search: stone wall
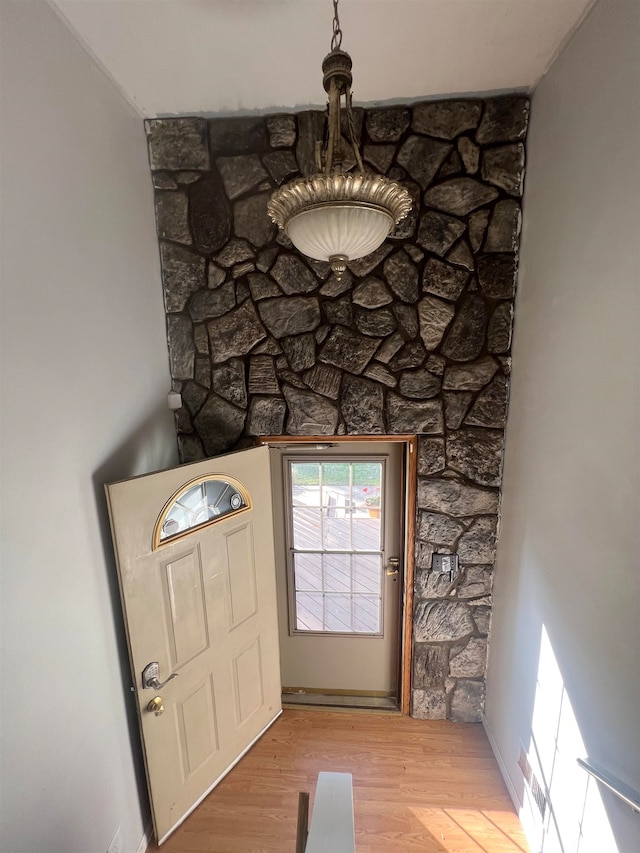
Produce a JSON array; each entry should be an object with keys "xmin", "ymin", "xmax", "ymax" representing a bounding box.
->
[{"xmin": 145, "ymin": 95, "xmax": 528, "ymax": 721}]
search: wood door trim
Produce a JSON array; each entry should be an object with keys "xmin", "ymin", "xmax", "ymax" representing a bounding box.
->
[{"xmin": 258, "ymin": 435, "xmax": 416, "ymax": 715}]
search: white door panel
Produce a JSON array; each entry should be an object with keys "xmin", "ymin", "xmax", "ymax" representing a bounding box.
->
[{"xmin": 106, "ymin": 447, "xmax": 281, "ymax": 843}]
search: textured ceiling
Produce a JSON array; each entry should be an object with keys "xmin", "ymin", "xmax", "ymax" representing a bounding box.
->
[{"xmin": 51, "ymin": 0, "xmax": 594, "ymax": 117}]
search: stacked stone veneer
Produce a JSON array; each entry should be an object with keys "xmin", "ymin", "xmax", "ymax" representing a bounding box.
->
[{"xmin": 146, "ymin": 96, "xmax": 528, "ymax": 722}]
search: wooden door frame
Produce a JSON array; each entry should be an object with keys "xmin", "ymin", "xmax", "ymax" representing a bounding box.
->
[{"xmin": 258, "ymin": 435, "xmax": 416, "ymax": 715}]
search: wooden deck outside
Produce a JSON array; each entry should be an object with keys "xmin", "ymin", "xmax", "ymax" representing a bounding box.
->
[{"xmin": 149, "ymin": 709, "xmax": 530, "ymax": 853}]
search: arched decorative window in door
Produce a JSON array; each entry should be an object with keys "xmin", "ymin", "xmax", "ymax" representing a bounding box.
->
[{"xmin": 152, "ymin": 474, "xmax": 250, "ymax": 549}]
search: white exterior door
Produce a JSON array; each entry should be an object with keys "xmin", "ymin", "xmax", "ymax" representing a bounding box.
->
[{"xmin": 106, "ymin": 447, "xmax": 281, "ymax": 844}]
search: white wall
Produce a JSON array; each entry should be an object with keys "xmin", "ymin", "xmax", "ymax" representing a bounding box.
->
[
  {"xmin": 485, "ymin": 1, "xmax": 640, "ymax": 851},
  {"xmin": 0, "ymin": 3, "xmax": 178, "ymax": 852}
]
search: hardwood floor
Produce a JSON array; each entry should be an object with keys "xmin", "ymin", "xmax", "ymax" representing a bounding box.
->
[{"xmin": 149, "ymin": 709, "xmax": 530, "ymax": 853}]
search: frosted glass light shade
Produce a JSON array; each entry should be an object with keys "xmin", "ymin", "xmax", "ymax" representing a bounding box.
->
[
  {"xmin": 268, "ymin": 172, "xmax": 412, "ymax": 276},
  {"xmin": 286, "ymin": 204, "xmax": 394, "ymax": 263}
]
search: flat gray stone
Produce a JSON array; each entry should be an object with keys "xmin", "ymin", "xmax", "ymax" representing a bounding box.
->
[
  {"xmin": 457, "ymin": 137, "xmax": 480, "ymax": 174},
  {"xmin": 482, "ymin": 143, "xmax": 526, "ymax": 195},
  {"xmin": 263, "ymin": 150, "xmax": 298, "ymax": 185},
  {"xmin": 488, "ymin": 302, "xmax": 513, "ymax": 353},
  {"xmin": 387, "ymin": 395, "xmax": 443, "ymax": 434},
  {"xmin": 208, "ymin": 264, "xmax": 226, "ymax": 289},
  {"xmin": 450, "ymin": 680, "xmax": 484, "ymax": 723},
  {"xmin": 248, "ymin": 273, "xmax": 281, "ymax": 301},
  {"xmin": 441, "ymin": 294, "xmax": 488, "ymax": 362},
  {"xmin": 447, "ymin": 428, "xmax": 504, "ymax": 487},
  {"xmin": 444, "ymin": 392, "xmax": 474, "ymax": 429},
  {"xmin": 414, "ymin": 567, "xmax": 453, "ymax": 596},
  {"xmin": 348, "ymin": 244, "xmax": 393, "ymax": 277},
  {"xmin": 246, "ymin": 397, "xmax": 286, "ymax": 435},
  {"xmin": 146, "ymin": 118, "xmax": 209, "ymax": 170},
  {"xmin": 194, "ymin": 394, "xmax": 246, "ymax": 456},
  {"xmin": 447, "ymin": 240, "xmax": 474, "ymax": 271},
  {"xmin": 411, "ymin": 688, "xmax": 447, "ymax": 720},
  {"xmin": 412, "ymin": 645, "xmax": 449, "ymax": 689},
  {"xmin": 194, "ymin": 324, "xmax": 209, "ymax": 355},
  {"xmin": 418, "ymin": 512, "xmax": 465, "ymax": 548},
  {"xmin": 426, "ymin": 353, "xmax": 446, "ymax": 376},
  {"xmin": 322, "ymin": 296, "xmax": 353, "ymax": 327},
  {"xmin": 281, "ymin": 333, "xmax": 316, "ymax": 372},
  {"xmin": 465, "ymin": 375, "xmax": 509, "ymax": 428},
  {"xmin": 375, "ymin": 332, "xmax": 404, "ymax": 365},
  {"xmin": 363, "ymin": 363, "xmax": 397, "ymax": 388},
  {"xmin": 319, "ymin": 327, "xmax": 380, "ymax": 374},
  {"xmin": 176, "ymin": 171, "xmax": 202, "ymax": 185},
  {"xmin": 258, "ymin": 296, "xmax": 320, "ymax": 337},
  {"xmin": 394, "ymin": 304, "xmax": 419, "ymax": 340},
  {"xmin": 189, "ymin": 282, "xmax": 236, "ymax": 322},
  {"xmin": 443, "ymin": 357, "xmax": 499, "ymax": 391},
  {"xmin": 414, "ymin": 600, "xmax": 475, "ymax": 642},
  {"xmin": 397, "ymin": 135, "xmax": 451, "ymax": 189},
  {"xmin": 209, "ymin": 116, "xmax": 266, "ymax": 154},
  {"xmin": 254, "ymin": 337, "xmax": 282, "ymax": 356},
  {"xmin": 355, "ymin": 307, "xmax": 396, "ymax": 337},
  {"xmin": 234, "ymin": 193, "xmax": 277, "ymax": 247},
  {"xmin": 476, "ymin": 96, "xmax": 529, "ymax": 144},
  {"xmin": 472, "ymin": 607, "xmax": 491, "ymax": 635},
  {"xmin": 366, "ymin": 107, "xmax": 411, "ymax": 142},
  {"xmin": 450, "ymin": 638, "xmax": 487, "ymax": 679},
  {"xmin": 181, "ymin": 380, "xmax": 208, "ymax": 416},
  {"xmin": 178, "ymin": 434, "xmax": 205, "ymax": 464},
  {"xmin": 248, "ymin": 355, "xmax": 279, "ymax": 395},
  {"xmin": 256, "ymin": 247, "xmax": 278, "ymax": 274},
  {"xmin": 417, "ymin": 437, "xmax": 446, "ymax": 476},
  {"xmin": 320, "ymin": 270, "xmax": 353, "ymax": 297},
  {"xmin": 217, "ymin": 154, "xmax": 268, "ymax": 200},
  {"xmin": 418, "ymin": 295, "xmax": 455, "ymax": 350},
  {"xmin": 190, "ymin": 173, "xmax": 233, "ymax": 253},
  {"xmin": 458, "ymin": 567, "xmax": 493, "ymax": 599},
  {"xmin": 215, "ymin": 238, "xmax": 254, "ymax": 268},
  {"xmin": 417, "ymin": 478, "xmax": 499, "ymax": 516},
  {"xmin": 153, "ymin": 173, "xmax": 177, "ymax": 190},
  {"xmin": 388, "ymin": 342, "xmax": 428, "ymax": 371},
  {"xmin": 210, "ymin": 359, "xmax": 247, "ymax": 408},
  {"xmin": 352, "ymin": 278, "xmax": 393, "ymax": 308},
  {"xmin": 384, "ymin": 251, "xmax": 419, "ymax": 303},
  {"xmin": 266, "ymin": 114, "xmax": 296, "ymax": 148},
  {"xmin": 271, "ymin": 254, "xmax": 318, "ymax": 295},
  {"xmin": 469, "ymin": 209, "xmax": 490, "ymax": 252},
  {"xmin": 303, "ymin": 364, "xmax": 342, "ymax": 399},
  {"xmin": 458, "ymin": 516, "xmax": 498, "ymax": 564},
  {"xmin": 422, "ymin": 258, "xmax": 468, "ymax": 301},
  {"xmin": 283, "ymin": 386, "xmax": 338, "ymax": 435},
  {"xmin": 342, "ymin": 376, "xmax": 385, "ymax": 433},
  {"xmin": 167, "ymin": 314, "xmax": 195, "ymax": 380},
  {"xmin": 363, "ymin": 144, "xmax": 397, "ymax": 174},
  {"xmin": 485, "ymin": 200, "xmax": 521, "ymax": 252},
  {"xmin": 424, "ymin": 178, "xmax": 499, "ymax": 216},
  {"xmin": 160, "ymin": 243, "xmax": 206, "ymax": 312},
  {"xmin": 207, "ymin": 300, "xmax": 267, "ymax": 363},
  {"xmin": 417, "ymin": 211, "xmax": 465, "ymax": 257},
  {"xmin": 399, "ymin": 369, "xmax": 441, "ymax": 399},
  {"xmin": 438, "ymin": 148, "xmax": 463, "ymax": 179},
  {"xmin": 412, "ymin": 100, "xmax": 482, "ymax": 140},
  {"xmin": 155, "ymin": 191, "xmax": 191, "ymax": 244}
]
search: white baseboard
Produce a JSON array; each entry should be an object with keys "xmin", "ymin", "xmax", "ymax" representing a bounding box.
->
[
  {"xmin": 481, "ymin": 712, "xmax": 522, "ymax": 812},
  {"xmin": 135, "ymin": 822, "xmax": 152, "ymax": 853}
]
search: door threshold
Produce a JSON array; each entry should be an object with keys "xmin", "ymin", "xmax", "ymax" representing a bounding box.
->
[{"xmin": 282, "ymin": 692, "xmax": 399, "ymax": 711}]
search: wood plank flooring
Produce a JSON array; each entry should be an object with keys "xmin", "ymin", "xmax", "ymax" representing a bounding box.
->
[{"xmin": 149, "ymin": 709, "xmax": 530, "ymax": 853}]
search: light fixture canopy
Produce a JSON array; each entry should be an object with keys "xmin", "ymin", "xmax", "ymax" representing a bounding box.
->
[{"xmin": 267, "ymin": 0, "xmax": 412, "ymax": 278}]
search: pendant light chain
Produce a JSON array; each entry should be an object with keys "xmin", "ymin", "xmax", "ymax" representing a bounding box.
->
[{"xmin": 330, "ymin": 0, "xmax": 343, "ymax": 51}]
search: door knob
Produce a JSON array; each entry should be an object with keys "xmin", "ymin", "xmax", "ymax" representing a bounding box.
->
[
  {"xmin": 142, "ymin": 661, "xmax": 178, "ymax": 691},
  {"xmin": 147, "ymin": 696, "xmax": 164, "ymax": 716}
]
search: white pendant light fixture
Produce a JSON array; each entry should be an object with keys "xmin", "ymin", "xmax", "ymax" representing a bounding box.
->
[{"xmin": 267, "ymin": 0, "xmax": 412, "ymax": 279}]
